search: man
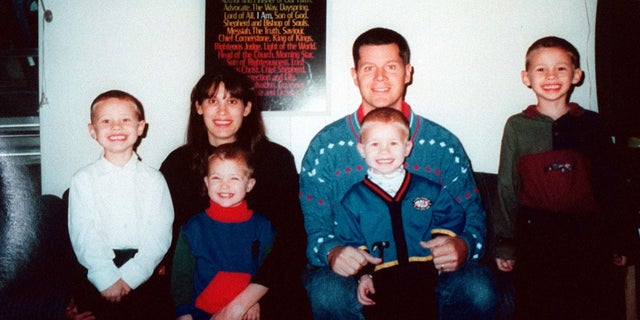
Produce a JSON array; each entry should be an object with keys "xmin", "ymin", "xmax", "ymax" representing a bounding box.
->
[{"xmin": 300, "ymin": 27, "xmax": 497, "ymax": 320}]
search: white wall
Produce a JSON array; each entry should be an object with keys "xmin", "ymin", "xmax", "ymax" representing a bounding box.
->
[{"xmin": 39, "ymin": 0, "xmax": 598, "ymax": 196}]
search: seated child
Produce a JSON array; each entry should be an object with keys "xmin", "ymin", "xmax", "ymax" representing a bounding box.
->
[
  {"xmin": 171, "ymin": 144, "xmax": 275, "ymax": 320},
  {"xmin": 68, "ymin": 90, "xmax": 174, "ymax": 319},
  {"xmin": 336, "ymin": 107, "xmax": 466, "ymax": 320}
]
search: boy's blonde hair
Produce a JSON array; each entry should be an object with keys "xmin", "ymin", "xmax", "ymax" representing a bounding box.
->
[
  {"xmin": 90, "ymin": 90, "xmax": 145, "ymax": 122},
  {"xmin": 207, "ymin": 143, "xmax": 255, "ymax": 177},
  {"xmin": 360, "ymin": 107, "xmax": 410, "ymax": 140}
]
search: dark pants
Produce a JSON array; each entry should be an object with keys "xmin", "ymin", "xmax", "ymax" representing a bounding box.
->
[
  {"xmin": 73, "ymin": 249, "xmax": 174, "ymax": 320},
  {"xmin": 363, "ymin": 262, "xmax": 438, "ymax": 320},
  {"xmin": 515, "ymin": 208, "xmax": 624, "ymax": 320},
  {"xmin": 259, "ymin": 271, "xmax": 312, "ymax": 320}
]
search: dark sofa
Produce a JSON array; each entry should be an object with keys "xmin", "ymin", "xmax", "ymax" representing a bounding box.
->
[
  {"xmin": 0, "ymin": 161, "xmax": 511, "ymax": 319},
  {"xmin": 1, "ymin": 160, "xmax": 76, "ymax": 319},
  {"xmin": 1, "ymin": 163, "xmax": 628, "ymax": 319},
  {"xmin": 473, "ymin": 172, "xmax": 515, "ymax": 320}
]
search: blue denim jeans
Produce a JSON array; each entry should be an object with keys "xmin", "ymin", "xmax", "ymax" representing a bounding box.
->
[
  {"xmin": 303, "ymin": 265, "xmax": 364, "ymax": 320},
  {"xmin": 303, "ymin": 262, "xmax": 497, "ymax": 320},
  {"xmin": 435, "ymin": 262, "xmax": 498, "ymax": 320}
]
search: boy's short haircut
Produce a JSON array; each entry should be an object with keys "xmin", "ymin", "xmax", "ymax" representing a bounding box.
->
[
  {"xmin": 360, "ymin": 107, "xmax": 410, "ymax": 140},
  {"xmin": 207, "ymin": 143, "xmax": 255, "ymax": 177},
  {"xmin": 352, "ymin": 27, "xmax": 411, "ymax": 67},
  {"xmin": 90, "ymin": 90, "xmax": 145, "ymax": 122},
  {"xmin": 525, "ymin": 36, "xmax": 580, "ymax": 70}
]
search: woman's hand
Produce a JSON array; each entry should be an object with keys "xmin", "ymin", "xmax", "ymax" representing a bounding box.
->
[
  {"xmin": 212, "ymin": 303, "xmax": 246, "ymax": 320},
  {"xmin": 613, "ymin": 254, "xmax": 628, "ymax": 267},
  {"xmin": 213, "ymin": 283, "xmax": 268, "ymax": 320},
  {"xmin": 65, "ymin": 298, "xmax": 95, "ymax": 320},
  {"xmin": 242, "ymin": 303, "xmax": 260, "ymax": 320},
  {"xmin": 496, "ymin": 258, "xmax": 516, "ymax": 272}
]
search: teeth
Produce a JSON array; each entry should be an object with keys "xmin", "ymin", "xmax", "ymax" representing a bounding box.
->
[{"xmin": 109, "ymin": 135, "xmax": 126, "ymax": 141}]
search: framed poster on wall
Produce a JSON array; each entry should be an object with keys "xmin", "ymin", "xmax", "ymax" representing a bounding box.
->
[{"xmin": 206, "ymin": 0, "xmax": 326, "ymax": 113}]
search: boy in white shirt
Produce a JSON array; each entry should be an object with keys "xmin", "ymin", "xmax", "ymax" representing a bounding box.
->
[{"xmin": 68, "ymin": 90, "xmax": 174, "ymax": 319}]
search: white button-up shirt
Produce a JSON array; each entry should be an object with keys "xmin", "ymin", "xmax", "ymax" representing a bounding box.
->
[{"xmin": 68, "ymin": 154, "xmax": 174, "ymax": 291}]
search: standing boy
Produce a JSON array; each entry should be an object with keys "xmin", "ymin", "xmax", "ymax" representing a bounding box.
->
[
  {"xmin": 494, "ymin": 36, "xmax": 628, "ymax": 319},
  {"xmin": 300, "ymin": 27, "xmax": 497, "ymax": 320},
  {"xmin": 337, "ymin": 107, "xmax": 465, "ymax": 320},
  {"xmin": 171, "ymin": 144, "xmax": 275, "ymax": 320},
  {"xmin": 68, "ymin": 90, "xmax": 174, "ymax": 319}
]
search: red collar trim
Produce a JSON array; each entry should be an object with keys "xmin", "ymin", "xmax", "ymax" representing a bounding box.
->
[
  {"xmin": 356, "ymin": 102, "xmax": 411, "ymax": 123},
  {"xmin": 363, "ymin": 171, "xmax": 412, "ymax": 202},
  {"xmin": 522, "ymin": 105, "xmax": 538, "ymax": 117},
  {"xmin": 523, "ymin": 102, "xmax": 584, "ymax": 118},
  {"xmin": 567, "ymin": 102, "xmax": 585, "ymax": 116},
  {"xmin": 205, "ymin": 200, "xmax": 253, "ymax": 223}
]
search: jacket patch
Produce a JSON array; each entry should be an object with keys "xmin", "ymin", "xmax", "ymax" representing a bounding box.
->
[{"xmin": 412, "ymin": 197, "xmax": 432, "ymax": 210}]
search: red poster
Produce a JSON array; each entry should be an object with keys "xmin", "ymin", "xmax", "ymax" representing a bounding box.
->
[{"xmin": 206, "ymin": 0, "xmax": 326, "ymax": 112}]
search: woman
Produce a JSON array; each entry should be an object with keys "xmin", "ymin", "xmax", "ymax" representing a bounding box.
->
[{"xmin": 161, "ymin": 66, "xmax": 310, "ymax": 319}]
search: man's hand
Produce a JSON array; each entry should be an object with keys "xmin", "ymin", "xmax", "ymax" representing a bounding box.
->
[
  {"xmin": 421, "ymin": 236, "xmax": 468, "ymax": 273},
  {"xmin": 328, "ymin": 246, "xmax": 382, "ymax": 277}
]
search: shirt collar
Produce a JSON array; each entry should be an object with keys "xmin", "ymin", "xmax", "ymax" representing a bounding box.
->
[
  {"xmin": 356, "ymin": 102, "xmax": 412, "ymax": 124},
  {"xmin": 350, "ymin": 102, "xmax": 419, "ymax": 142},
  {"xmin": 97, "ymin": 153, "xmax": 138, "ymax": 172},
  {"xmin": 523, "ymin": 102, "xmax": 585, "ymax": 118}
]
